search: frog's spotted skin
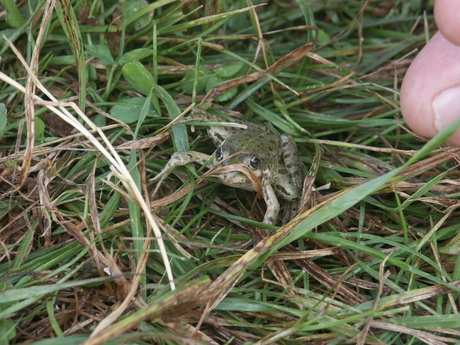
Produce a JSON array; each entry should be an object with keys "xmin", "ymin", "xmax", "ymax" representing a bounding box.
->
[{"xmin": 152, "ymin": 113, "xmax": 302, "ymax": 225}]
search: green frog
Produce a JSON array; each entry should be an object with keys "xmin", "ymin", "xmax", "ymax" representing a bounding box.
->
[{"xmin": 152, "ymin": 112, "xmax": 302, "ymax": 225}]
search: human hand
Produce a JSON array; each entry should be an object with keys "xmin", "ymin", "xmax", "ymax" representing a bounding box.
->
[{"xmin": 400, "ymin": 0, "xmax": 460, "ymax": 146}]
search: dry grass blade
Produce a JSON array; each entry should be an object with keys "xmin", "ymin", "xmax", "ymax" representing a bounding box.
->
[
  {"xmin": 202, "ymin": 42, "xmax": 315, "ymax": 103},
  {"xmin": 116, "ymin": 132, "xmax": 170, "ymax": 150},
  {"xmin": 82, "ymin": 277, "xmax": 211, "ymax": 345},
  {"xmin": 198, "ymin": 189, "xmax": 347, "ymax": 319},
  {"xmin": 251, "ymin": 227, "xmax": 299, "ymax": 304},
  {"xmin": 18, "ymin": 0, "xmax": 57, "ymax": 191},
  {"xmin": 369, "ymin": 321, "xmax": 456, "ymax": 345},
  {"xmin": 182, "ymin": 3, "xmax": 266, "ymax": 29},
  {"xmin": 3, "ymin": 1, "xmax": 460, "ymax": 343},
  {"xmin": 0, "ymin": 36, "xmax": 175, "ymax": 334},
  {"xmin": 268, "ymin": 41, "xmax": 316, "ymax": 73},
  {"xmin": 287, "ymin": 244, "xmax": 367, "ymax": 305}
]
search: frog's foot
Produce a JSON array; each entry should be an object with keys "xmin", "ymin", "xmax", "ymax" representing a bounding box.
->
[
  {"xmin": 152, "ymin": 151, "xmax": 212, "ymax": 196},
  {"xmin": 282, "ymin": 199, "xmax": 299, "ymax": 225},
  {"xmin": 262, "ymin": 183, "xmax": 280, "ymax": 225}
]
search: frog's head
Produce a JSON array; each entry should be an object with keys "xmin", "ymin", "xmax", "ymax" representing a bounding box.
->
[
  {"xmin": 211, "ymin": 144, "xmax": 264, "ymax": 192},
  {"xmin": 215, "ymin": 145, "xmax": 262, "ymax": 174}
]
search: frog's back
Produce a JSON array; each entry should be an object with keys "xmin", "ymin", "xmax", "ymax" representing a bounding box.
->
[{"xmin": 226, "ymin": 126, "xmax": 281, "ymax": 155}]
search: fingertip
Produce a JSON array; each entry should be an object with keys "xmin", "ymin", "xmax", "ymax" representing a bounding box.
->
[
  {"xmin": 400, "ymin": 35, "xmax": 439, "ymax": 139},
  {"xmin": 434, "ymin": 0, "xmax": 460, "ymax": 46},
  {"xmin": 401, "ymin": 32, "xmax": 460, "ymax": 144},
  {"xmin": 446, "ymin": 132, "xmax": 460, "ymax": 146}
]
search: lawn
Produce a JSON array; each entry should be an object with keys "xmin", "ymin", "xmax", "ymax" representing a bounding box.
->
[{"xmin": 2, "ymin": 0, "xmax": 460, "ymax": 344}]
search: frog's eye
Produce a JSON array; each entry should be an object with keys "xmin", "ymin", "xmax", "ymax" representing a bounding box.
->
[
  {"xmin": 249, "ymin": 156, "xmax": 260, "ymax": 169},
  {"xmin": 216, "ymin": 146, "xmax": 224, "ymax": 161}
]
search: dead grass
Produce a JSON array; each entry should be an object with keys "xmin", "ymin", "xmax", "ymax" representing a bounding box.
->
[{"xmin": 1, "ymin": 1, "xmax": 460, "ymax": 344}]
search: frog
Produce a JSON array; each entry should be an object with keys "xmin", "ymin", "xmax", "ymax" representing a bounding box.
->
[{"xmin": 152, "ymin": 112, "xmax": 302, "ymax": 225}]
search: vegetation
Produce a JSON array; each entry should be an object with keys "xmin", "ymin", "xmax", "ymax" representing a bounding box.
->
[{"xmin": 1, "ymin": 0, "xmax": 460, "ymax": 344}]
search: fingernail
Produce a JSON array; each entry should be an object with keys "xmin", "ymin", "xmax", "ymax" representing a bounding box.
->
[{"xmin": 433, "ymin": 86, "xmax": 460, "ymax": 131}]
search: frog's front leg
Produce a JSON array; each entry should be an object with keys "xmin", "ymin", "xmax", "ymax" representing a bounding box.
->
[
  {"xmin": 262, "ymin": 182, "xmax": 280, "ymax": 225},
  {"xmin": 152, "ymin": 151, "xmax": 212, "ymax": 196}
]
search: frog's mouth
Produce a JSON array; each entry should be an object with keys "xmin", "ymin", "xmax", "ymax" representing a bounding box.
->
[{"xmin": 207, "ymin": 164, "xmax": 264, "ymax": 197}]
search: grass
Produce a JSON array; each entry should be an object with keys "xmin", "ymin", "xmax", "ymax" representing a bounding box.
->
[{"xmin": 1, "ymin": 0, "xmax": 460, "ymax": 344}]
